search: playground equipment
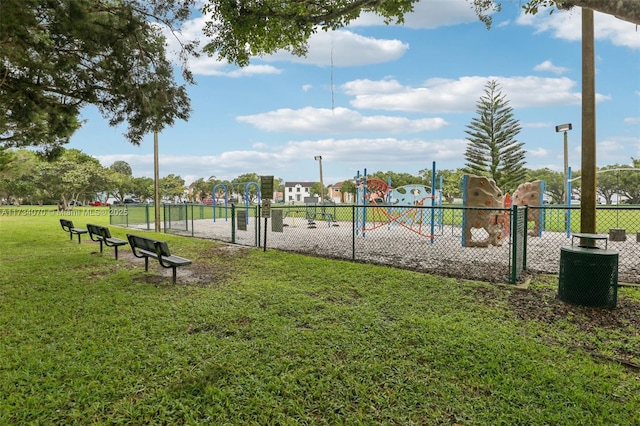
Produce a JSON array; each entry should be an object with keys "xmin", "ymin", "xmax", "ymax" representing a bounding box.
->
[
  {"xmin": 355, "ymin": 162, "xmax": 443, "ymax": 240},
  {"xmin": 462, "ymin": 175, "xmax": 547, "ymax": 247},
  {"xmin": 212, "ymin": 181, "xmax": 261, "ymax": 224},
  {"xmin": 304, "ymin": 201, "xmax": 338, "ymax": 228},
  {"xmin": 511, "ymin": 179, "xmax": 545, "ymax": 237},
  {"xmin": 461, "ymin": 174, "xmax": 505, "ymax": 247}
]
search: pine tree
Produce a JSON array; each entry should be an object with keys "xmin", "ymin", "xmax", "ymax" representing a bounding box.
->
[{"xmin": 464, "ymin": 80, "xmax": 526, "ymax": 192}]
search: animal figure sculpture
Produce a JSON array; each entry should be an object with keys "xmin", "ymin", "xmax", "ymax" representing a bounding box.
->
[
  {"xmin": 463, "ymin": 175, "xmax": 505, "ymax": 247},
  {"xmin": 512, "ymin": 180, "xmax": 543, "ymax": 236}
]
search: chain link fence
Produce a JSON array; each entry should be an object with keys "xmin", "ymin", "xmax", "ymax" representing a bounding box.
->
[{"xmin": 111, "ymin": 203, "xmax": 640, "ymax": 284}]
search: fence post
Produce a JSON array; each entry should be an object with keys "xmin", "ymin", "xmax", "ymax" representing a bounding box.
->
[
  {"xmin": 145, "ymin": 204, "xmax": 149, "ymax": 230},
  {"xmin": 352, "ymin": 205, "xmax": 356, "ymax": 260},
  {"xmin": 510, "ymin": 205, "xmax": 518, "ymax": 284},
  {"xmin": 256, "ymin": 204, "xmax": 261, "ymax": 247},
  {"xmin": 231, "ymin": 204, "xmax": 236, "ymax": 244},
  {"xmin": 191, "ymin": 204, "xmax": 194, "ymax": 237},
  {"xmin": 523, "ymin": 205, "xmax": 528, "ymax": 270}
]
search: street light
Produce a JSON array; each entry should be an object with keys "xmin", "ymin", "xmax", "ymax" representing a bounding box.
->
[
  {"xmin": 556, "ymin": 123, "xmax": 572, "ymax": 204},
  {"xmin": 314, "ymin": 155, "xmax": 324, "ymax": 211}
]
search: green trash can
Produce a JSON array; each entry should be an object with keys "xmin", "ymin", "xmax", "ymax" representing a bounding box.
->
[{"xmin": 558, "ymin": 246, "xmax": 618, "ymax": 309}]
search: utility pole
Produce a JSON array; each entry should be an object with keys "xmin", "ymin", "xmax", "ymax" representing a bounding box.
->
[
  {"xmin": 581, "ymin": 8, "xmax": 596, "ymax": 234},
  {"xmin": 154, "ymin": 131, "xmax": 161, "ymax": 232}
]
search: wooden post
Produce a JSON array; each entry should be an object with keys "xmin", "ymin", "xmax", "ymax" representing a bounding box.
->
[{"xmin": 580, "ymin": 8, "xmax": 597, "ymax": 236}]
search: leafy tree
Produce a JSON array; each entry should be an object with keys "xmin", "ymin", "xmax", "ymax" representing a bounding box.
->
[
  {"xmin": 526, "ymin": 168, "xmax": 564, "ymax": 204},
  {"xmin": 190, "ymin": 178, "xmax": 207, "ymax": 203},
  {"xmin": 615, "ymin": 158, "xmax": 640, "ymax": 204},
  {"xmin": 1, "ymin": 0, "xmax": 194, "ymax": 152},
  {"xmin": 418, "ymin": 168, "xmax": 465, "ymax": 202},
  {"xmin": 0, "ymin": 148, "xmax": 15, "ymax": 173},
  {"xmin": 310, "ymin": 182, "xmax": 327, "ymax": 200},
  {"xmin": 274, "ymin": 177, "xmax": 285, "ymax": 202},
  {"xmin": 107, "ymin": 170, "xmax": 135, "ymax": 204},
  {"xmin": 159, "ymin": 174, "xmax": 186, "ymax": 202},
  {"xmin": 340, "ymin": 180, "xmax": 357, "ymax": 203},
  {"xmin": 594, "ymin": 165, "xmax": 625, "ymax": 205},
  {"xmin": 368, "ymin": 171, "xmax": 422, "ymax": 188},
  {"xmin": 109, "ymin": 161, "xmax": 133, "ymax": 177},
  {"xmin": 0, "ymin": 149, "xmax": 41, "ymax": 204},
  {"xmin": 232, "ymin": 173, "xmax": 261, "ymax": 202},
  {"xmin": 131, "ymin": 177, "xmax": 154, "ymax": 202},
  {"xmin": 201, "ymin": 0, "xmax": 640, "ymax": 66},
  {"xmin": 213, "ymin": 179, "xmax": 232, "ymax": 201},
  {"xmin": 191, "ymin": 176, "xmax": 220, "ymax": 202},
  {"xmin": 36, "ymin": 149, "xmax": 107, "ymax": 208},
  {"xmin": 463, "ymin": 80, "xmax": 526, "ymax": 193}
]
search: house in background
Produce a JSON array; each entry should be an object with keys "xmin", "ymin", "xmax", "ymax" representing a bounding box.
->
[
  {"xmin": 284, "ymin": 182, "xmax": 315, "ymax": 203},
  {"xmin": 327, "ymin": 182, "xmax": 354, "ymax": 204}
]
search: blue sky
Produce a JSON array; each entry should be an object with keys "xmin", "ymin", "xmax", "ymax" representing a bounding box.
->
[{"xmin": 68, "ymin": 1, "xmax": 640, "ymax": 186}]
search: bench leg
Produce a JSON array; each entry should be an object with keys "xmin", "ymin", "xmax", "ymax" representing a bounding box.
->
[
  {"xmin": 172, "ymin": 267, "xmax": 177, "ymax": 284},
  {"xmin": 69, "ymin": 232, "xmax": 73, "ymax": 241},
  {"xmin": 114, "ymin": 246, "xmax": 119, "ymax": 260},
  {"xmin": 76, "ymin": 233, "xmax": 82, "ymax": 244},
  {"xmin": 144, "ymin": 257, "xmax": 149, "ymax": 272},
  {"xmin": 99, "ymin": 241, "xmax": 104, "ymax": 253}
]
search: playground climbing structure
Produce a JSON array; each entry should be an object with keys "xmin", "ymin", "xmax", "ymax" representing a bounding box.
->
[
  {"xmin": 461, "ymin": 175, "xmax": 506, "ymax": 247},
  {"xmin": 355, "ymin": 162, "xmax": 443, "ymax": 239}
]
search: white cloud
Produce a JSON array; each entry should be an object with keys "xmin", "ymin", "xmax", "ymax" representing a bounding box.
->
[
  {"xmin": 160, "ymin": 14, "xmax": 284, "ymax": 76},
  {"xmin": 193, "ymin": 61, "xmax": 282, "ymax": 77},
  {"xmin": 523, "ymin": 122, "xmax": 554, "ymax": 129},
  {"xmin": 527, "ymin": 148, "xmax": 550, "ymax": 158},
  {"xmin": 624, "ymin": 117, "xmax": 640, "ymax": 125},
  {"xmin": 516, "ymin": 8, "xmax": 640, "ymax": 50},
  {"xmin": 263, "ymin": 30, "xmax": 409, "ymax": 67},
  {"xmin": 533, "ymin": 60, "xmax": 569, "ymax": 75},
  {"xmin": 96, "ymin": 137, "xmax": 469, "ymax": 183},
  {"xmin": 598, "ymin": 139, "xmax": 626, "ymax": 156},
  {"xmin": 162, "ymin": 13, "xmax": 409, "ymax": 71},
  {"xmin": 236, "ymin": 107, "xmax": 447, "ymax": 133},
  {"xmin": 342, "ymin": 75, "xmax": 610, "ymax": 113},
  {"xmin": 352, "ymin": 0, "xmax": 479, "ymax": 29}
]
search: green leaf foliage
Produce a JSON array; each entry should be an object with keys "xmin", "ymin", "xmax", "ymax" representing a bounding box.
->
[
  {"xmin": 464, "ymin": 80, "xmax": 526, "ymax": 193},
  {"xmin": 0, "ymin": 0, "xmax": 194, "ymax": 151},
  {"xmin": 201, "ymin": 0, "xmax": 417, "ymax": 66}
]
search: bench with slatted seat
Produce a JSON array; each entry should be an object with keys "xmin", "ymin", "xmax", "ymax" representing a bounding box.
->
[
  {"xmin": 59, "ymin": 219, "xmax": 88, "ymax": 243},
  {"xmin": 126, "ymin": 234, "xmax": 192, "ymax": 284},
  {"xmin": 87, "ymin": 224, "xmax": 128, "ymax": 259}
]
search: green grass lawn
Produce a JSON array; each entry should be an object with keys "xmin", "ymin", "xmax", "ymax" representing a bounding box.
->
[{"xmin": 1, "ymin": 207, "xmax": 640, "ymax": 424}]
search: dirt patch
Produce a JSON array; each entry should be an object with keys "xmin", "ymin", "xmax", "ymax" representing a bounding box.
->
[
  {"xmin": 124, "ymin": 243, "xmax": 250, "ymax": 286},
  {"xmin": 473, "ymin": 281, "xmax": 640, "ymax": 369}
]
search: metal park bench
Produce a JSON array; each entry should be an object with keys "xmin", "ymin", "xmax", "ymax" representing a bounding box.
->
[
  {"xmin": 59, "ymin": 219, "xmax": 88, "ymax": 243},
  {"xmin": 86, "ymin": 224, "xmax": 128, "ymax": 259},
  {"xmin": 126, "ymin": 234, "xmax": 192, "ymax": 284}
]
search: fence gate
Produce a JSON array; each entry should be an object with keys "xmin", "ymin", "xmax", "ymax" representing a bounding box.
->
[{"xmin": 510, "ymin": 205, "xmax": 528, "ymax": 283}]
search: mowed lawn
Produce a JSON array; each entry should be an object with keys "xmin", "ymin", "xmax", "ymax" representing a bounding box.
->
[{"xmin": 1, "ymin": 207, "xmax": 639, "ymax": 425}]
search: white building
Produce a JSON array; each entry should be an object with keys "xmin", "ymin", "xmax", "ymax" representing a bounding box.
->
[{"xmin": 283, "ymin": 182, "xmax": 315, "ymax": 203}]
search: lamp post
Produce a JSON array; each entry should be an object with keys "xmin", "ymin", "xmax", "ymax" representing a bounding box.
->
[
  {"xmin": 314, "ymin": 156, "xmax": 324, "ymax": 212},
  {"xmin": 555, "ymin": 123, "xmax": 572, "ymax": 204}
]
